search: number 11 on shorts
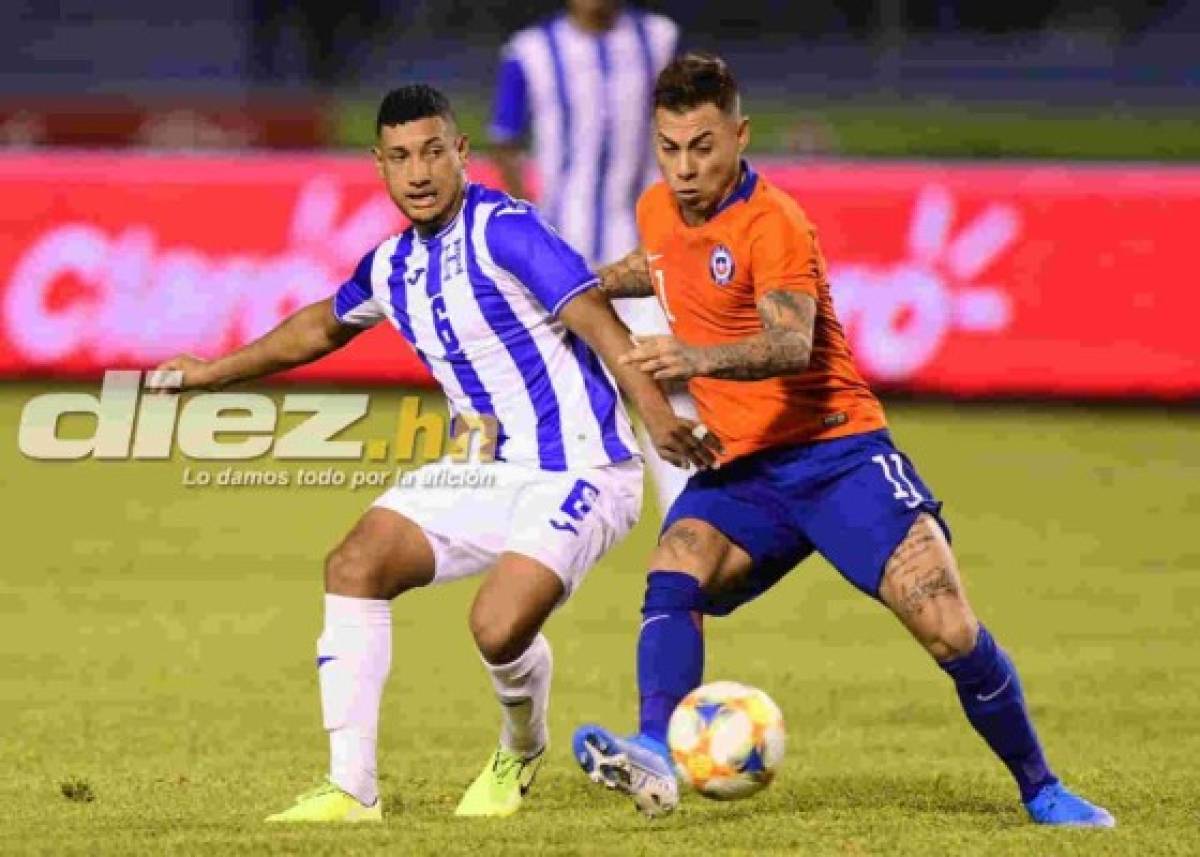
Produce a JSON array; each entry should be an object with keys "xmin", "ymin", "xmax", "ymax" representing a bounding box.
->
[{"xmin": 871, "ymin": 453, "xmax": 925, "ymax": 508}]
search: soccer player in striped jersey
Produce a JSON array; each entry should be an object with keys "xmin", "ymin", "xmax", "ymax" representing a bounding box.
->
[
  {"xmin": 490, "ymin": 0, "xmax": 698, "ymax": 517},
  {"xmin": 570, "ymin": 54, "xmax": 1114, "ymax": 828},
  {"xmin": 154, "ymin": 85, "xmax": 718, "ymax": 823}
]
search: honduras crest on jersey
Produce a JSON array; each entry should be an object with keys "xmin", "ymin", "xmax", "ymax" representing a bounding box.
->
[{"xmin": 709, "ymin": 243, "xmax": 735, "ymax": 286}]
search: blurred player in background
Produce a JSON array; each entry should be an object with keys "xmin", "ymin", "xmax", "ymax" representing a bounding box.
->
[
  {"xmin": 155, "ymin": 85, "xmax": 716, "ymax": 823},
  {"xmin": 490, "ymin": 0, "xmax": 696, "ymax": 515},
  {"xmin": 571, "ymin": 54, "xmax": 1115, "ymax": 828}
]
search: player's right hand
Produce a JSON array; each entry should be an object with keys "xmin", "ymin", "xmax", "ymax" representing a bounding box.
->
[
  {"xmin": 149, "ymin": 354, "xmax": 218, "ymax": 391},
  {"xmin": 645, "ymin": 414, "xmax": 723, "ymax": 471}
]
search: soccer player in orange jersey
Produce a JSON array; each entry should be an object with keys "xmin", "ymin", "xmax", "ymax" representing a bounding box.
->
[{"xmin": 571, "ymin": 53, "xmax": 1114, "ymax": 827}]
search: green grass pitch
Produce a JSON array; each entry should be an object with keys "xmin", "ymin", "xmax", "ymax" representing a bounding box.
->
[{"xmin": 2, "ymin": 384, "xmax": 1198, "ymax": 855}]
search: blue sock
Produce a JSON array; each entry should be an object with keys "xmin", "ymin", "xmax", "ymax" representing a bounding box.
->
[
  {"xmin": 637, "ymin": 571, "xmax": 705, "ymax": 745},
  {"xmin": 940, "ymin": 625, "xmax": 1058, "ymax": 802}
]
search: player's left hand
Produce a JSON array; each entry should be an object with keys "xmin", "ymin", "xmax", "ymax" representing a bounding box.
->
[
  {"xmin": 149, "ymin": 354, "xmax": 220, "ymax": 391},
  {"xmin": 620, "ymin": 335, "xmax": 706, "ymax": 382},
  {"xmin": 643, "ymin": 412, "xmax": 723, "ymax": 471}
]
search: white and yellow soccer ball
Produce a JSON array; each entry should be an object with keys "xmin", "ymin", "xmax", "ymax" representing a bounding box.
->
[{"xmin": 667, "ymin": 681, "xmax": 786, "ymax": 801}]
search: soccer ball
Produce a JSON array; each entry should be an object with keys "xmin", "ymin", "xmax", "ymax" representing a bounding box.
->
[{"xmin": 667, "ymin": 681, "xmax": 785, "ymax": 800}]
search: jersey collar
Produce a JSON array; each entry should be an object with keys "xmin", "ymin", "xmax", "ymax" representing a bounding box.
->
[
  {"xmin": 712, "ymin": 160, "xmax": 758, "ymax": 217},
  {"xmin": 416, "ymin": 183, "xmax": 473, "ymax": 244}
]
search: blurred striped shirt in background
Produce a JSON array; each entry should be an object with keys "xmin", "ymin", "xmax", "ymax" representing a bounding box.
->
[{"xmin": 489, "ymin": 7, "xmax": 677, "ymax": 268}]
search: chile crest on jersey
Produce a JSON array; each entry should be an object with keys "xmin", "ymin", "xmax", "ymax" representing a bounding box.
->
[{"xmin": 709, "ymin": 243, "xmax": 735, "ymax": 286}]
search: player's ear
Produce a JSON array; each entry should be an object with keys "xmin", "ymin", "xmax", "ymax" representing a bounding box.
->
[
  {"xmin": 371, "ymin": 145, "xmax": 385, "ymax": 179},
  {"xmin": 736, "ymin": 116, "xmax": 750, "ymax": 155},
  {"xmin": 456, "ymin": 133, "xmax": 470, "ymax": 167}
]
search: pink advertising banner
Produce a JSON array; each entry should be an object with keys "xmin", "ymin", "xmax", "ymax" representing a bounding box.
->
[{"xmin": 2, "ymin": 152, "xmax": 1197, "ymax": 397}]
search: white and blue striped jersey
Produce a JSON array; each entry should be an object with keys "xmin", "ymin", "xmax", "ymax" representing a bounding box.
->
[
  {"xmin": 332, "ymin": 183, "xmax": 638, "ymax": 472},
  {"xmin": 489, "ymin": 10, "xmax": 678, "ymax": 267}
]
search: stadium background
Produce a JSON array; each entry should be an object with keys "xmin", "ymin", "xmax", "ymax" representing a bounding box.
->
[{"xmin": 2, "ymin": 2, "xmax": 1197, "ymax": 854}]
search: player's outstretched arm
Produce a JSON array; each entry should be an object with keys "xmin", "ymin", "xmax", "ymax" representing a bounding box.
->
[
  {"xmin": 621, "ymin": 290, "xmax": 815, "ymax": 382},
  {"xmin": 559, "ymin": 289, "xmax": 721, "ymax": 469},
  {"xmin": 596, "ymin": 248, "xmax": 656, "ymax": 299},
  {"xmin": 152, "ymin": 298, "xmax": 362, "ymax": 391}
]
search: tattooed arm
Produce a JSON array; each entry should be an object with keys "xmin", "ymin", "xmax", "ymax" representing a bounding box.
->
[
  {"xmin": 620, "ymin": 290, "xmax": 816, "ymax": 382},
  {"xmin": 693, "ymin": 290, "xmax": 816, "ymax": 380},
  {"xmin": 596, "ymin": 247, "xmax": 656, "ymax": 298}
]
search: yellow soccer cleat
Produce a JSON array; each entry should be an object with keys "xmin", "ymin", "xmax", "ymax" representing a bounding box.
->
[
  {"xmin": 265, "ymin": 780, "xmax": 382, "ymax": 823},
  {"xmin": 454, "ymin": 747, "xmax": 544, "ymax": 818}
]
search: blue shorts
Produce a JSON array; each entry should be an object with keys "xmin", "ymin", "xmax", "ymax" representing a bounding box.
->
[{"xmin": 661, "ymin": 429, "xmax": 948, "ymax": 615}]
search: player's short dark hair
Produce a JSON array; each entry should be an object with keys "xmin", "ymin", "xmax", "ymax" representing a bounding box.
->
[
  {"xmin": 376, "ymin": 85, "xmax": 457, "ymax": 134},
  {"xmin": 653, "ymin": 52, "xmax": 740, "ymax": 116}
]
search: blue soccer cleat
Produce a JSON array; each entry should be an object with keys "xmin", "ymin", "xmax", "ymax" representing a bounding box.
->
[
  {"xmin": 1024, "ymin": 782, "xmax": 1115, "ymax": 827},
  {"xmin": 573, "ymin": 724, "xmax": 679, "ymax": 817}
]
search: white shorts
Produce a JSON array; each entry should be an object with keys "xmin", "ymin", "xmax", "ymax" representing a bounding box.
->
[
  {"xmin": 371, "ymin": 458, "xmax": 643, "ymax": 600},
  {"xmin": 612, "ymin": 295, "xmax": 673, "ymax": 337},
  {"xmin": 611, "ymin": 295, "xmax": 698, "ymax": 511}
]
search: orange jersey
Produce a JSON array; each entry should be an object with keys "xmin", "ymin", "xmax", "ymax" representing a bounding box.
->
[{"xmin": 637, "ymin": 164, "xmax": 886, "ymax": 462}]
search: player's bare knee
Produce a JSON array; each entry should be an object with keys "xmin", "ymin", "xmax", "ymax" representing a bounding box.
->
[
  {"xmin": 324, "ymin": 540, "xmax": 387, "ymax": 598},
  {"xmin": 920, "ymin": 609, "xmax": 980, "ymax": 661},
  {"xmin": 899, "ymin": 594, "xmax": 980, "ymax": 660},
  {"xmin": 471, "ymin": 619, "xmax": 529, "ymax": 666},
  {"xmin": 469, "ymin": 602, "xmax": 533, "ymax": 665},
  {"xmin": 939, "ymin": 613, "xmax": 980, "ymax": 660},
  {"xmin": 653, "ymin": 520, "xmax": 726, "ymax": 585}
]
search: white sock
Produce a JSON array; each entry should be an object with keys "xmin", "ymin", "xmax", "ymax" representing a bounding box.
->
[
  {"xmin": 484, "ymin": 634, "xmax": 553, "ymax": 758},
  {"xmin": 636, "ymin": 387, "xmax": 698, "ymax": 514},
  {"xmin": 318, "ymin": 594, "xmax": 391, "ymax": 806}
]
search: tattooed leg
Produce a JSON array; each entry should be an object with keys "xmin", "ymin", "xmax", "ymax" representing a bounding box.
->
[
  {"xmin": 880, "ymin": 514, "xmax": 1064, "ymax": 805},
  {"xmin": 879, "ymin": 513, "xmax": 978, "ymax": 660}
]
